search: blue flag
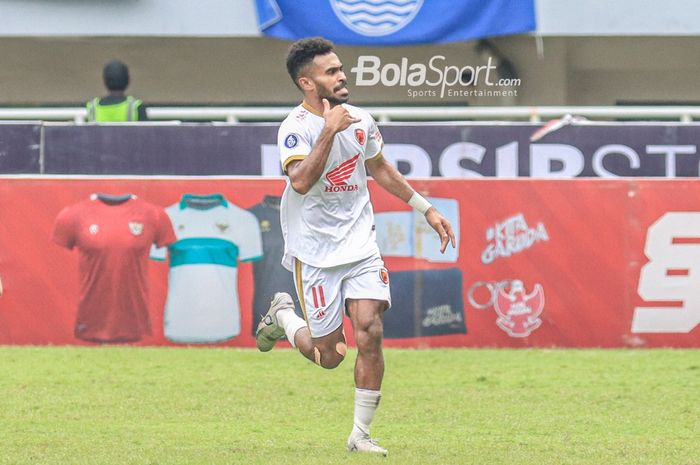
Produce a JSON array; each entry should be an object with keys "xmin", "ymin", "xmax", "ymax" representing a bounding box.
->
[{"xmin": 255, "ymin": 0, "xmax": 536, "ymax": 46}]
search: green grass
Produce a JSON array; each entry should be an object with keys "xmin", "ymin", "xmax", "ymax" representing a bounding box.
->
[{"xmin": 0, "ymin": 347, "xmax": 698, "ymax": 465}]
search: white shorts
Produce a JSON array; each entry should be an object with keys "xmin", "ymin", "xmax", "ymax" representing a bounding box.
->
[{"xmin": 293, "ymin": 253, "xmax": 391, "ymax": 338}]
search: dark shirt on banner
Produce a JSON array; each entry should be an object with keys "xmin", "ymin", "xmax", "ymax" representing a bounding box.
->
[{"xmin": 384, "ymin": 268, "xmax": 467, "ymax": 338}]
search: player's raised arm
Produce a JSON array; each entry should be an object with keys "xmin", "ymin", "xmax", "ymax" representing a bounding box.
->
[
  {"xmin": 287, "ymin": 99, "xmax": 360, "ymax": 195},
  {"xmin": 365, "ymin": 154, "xmax": 456, "ymax": 253}
]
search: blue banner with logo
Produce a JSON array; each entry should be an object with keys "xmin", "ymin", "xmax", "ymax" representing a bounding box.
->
[{"xmin": 255, "ymin": 0, "xmax": 536, "ymax": 45}]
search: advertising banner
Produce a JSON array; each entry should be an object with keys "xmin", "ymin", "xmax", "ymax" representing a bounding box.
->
[
  {"xmin": 36, "ymin": 123, "xmax": 700, "ymax": 178},
  {"xmin": 43, "ymin": 125, "xmax": 276, "ymax": 175},
  {"xmin": 0, "ymin": 177, "xmax": 698, "ymax": 348},
  {"xmin": 0, "ymin": 123, "xmax": 41, "ymax": 173}
]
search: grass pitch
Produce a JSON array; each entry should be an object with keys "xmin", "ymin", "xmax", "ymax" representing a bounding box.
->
[{"xmin": 0, "ymin": 347, "xmax": 698, "ymax": 465}]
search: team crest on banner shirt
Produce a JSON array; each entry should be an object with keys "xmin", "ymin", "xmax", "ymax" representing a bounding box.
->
[
  {"xmin": 129, "ymin": 222, "xmax": 144, "ymax": 236},
  {"xmin": 330, "ymin": 0, "xmax": 423, "ymax": 37}
]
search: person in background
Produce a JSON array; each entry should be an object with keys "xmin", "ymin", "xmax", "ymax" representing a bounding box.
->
[{"xmin": 86, "ymin": 60, "xmax": 147, "ymax": 122}]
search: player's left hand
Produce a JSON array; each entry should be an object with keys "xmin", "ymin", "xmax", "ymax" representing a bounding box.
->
[{"xmin": 425, "ymin": 207, "xmax": 456, "ymax": 253}]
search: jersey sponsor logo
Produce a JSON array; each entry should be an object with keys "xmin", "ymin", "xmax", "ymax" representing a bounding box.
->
[
  {"xmin": 89, "ymin": 224, "xmax": 99, "ymax": 235},
  {"xmin": 373, "ymin": 129, "xmax": 383, "ymax": 145},
  {"xmin": 284, "ymin": 133, "xmax": 300, "ymax": 149},
  {"xmin": 329, "ymin": 0, "xmax": 424, "ymax": 37},
  {"xmin": 355, "ymin": 128, "xmax": 366, "ymax": 145},
  {"xmin": 129, "ymin": 222, "xmax": 144, "ymax": 236},
  {"xmin": 379, "ymin": 268, "xmax": 389, "ymax": 285},
  {"xmin": 325, "ymin": 153, "xmax": 360, "ymax": 192},
  {"xmin": 493, "ymin": 280, "xmax": 545, "ymax": 338},
  {"xmin": 325, "ymin": 184, "xmax": 359, "ymax": 193}
]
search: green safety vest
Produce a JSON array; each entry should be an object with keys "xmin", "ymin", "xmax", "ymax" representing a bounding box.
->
[{"xmin": 86, "ymin": 96, "xmax": 142, "ymax": 122}]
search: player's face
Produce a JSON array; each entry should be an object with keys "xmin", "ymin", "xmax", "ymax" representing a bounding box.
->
[{"xmin": 304, "ymin": 52, "xmax": 349, "ymax": 105}]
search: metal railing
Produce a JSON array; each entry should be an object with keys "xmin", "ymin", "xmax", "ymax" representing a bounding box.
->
[{"xmin": 2, "ymin": 105, "xmax": 700, "ymax": 123}]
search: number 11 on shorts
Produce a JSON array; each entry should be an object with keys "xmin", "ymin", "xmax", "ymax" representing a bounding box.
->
[{"xmin": 312, "ymin": 285, "xmax": 326, "ymax": 308}]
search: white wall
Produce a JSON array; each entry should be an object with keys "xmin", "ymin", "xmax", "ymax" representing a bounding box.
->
[
  {"xmin": 536, "ymin": 0, "xmax": 700, "ymax": 36},
  {"xmin": 0, "ymin": 0, "xmax": 259, "ymax": 36},
  {"xmin": 3, "ymin": 0, "xmax": 700, "ymax": 37}
]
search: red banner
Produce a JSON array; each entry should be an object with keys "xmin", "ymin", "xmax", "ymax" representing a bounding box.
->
[{"xmin": 0, "ymin": 177, "xmax": 698, "ymax": 347}]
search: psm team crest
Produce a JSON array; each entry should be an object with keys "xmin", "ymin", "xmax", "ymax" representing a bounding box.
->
[
  {"xmin": 330, "ymin": 0, "xmax": 423, "ymax": 37},
  {"xmin": 493, "ymin": 280, "xmax": 545, "ymax": 338},
  {"xmin": 379, "ymin": 268, "xmax": 389, "ymax": 285}
]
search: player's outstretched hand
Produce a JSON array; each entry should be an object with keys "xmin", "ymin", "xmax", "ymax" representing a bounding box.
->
[
  {"xmin": 322, "ymin": 98, "xmax": 361, "ymax": 133},
  {"xmin": 425, "ymin": 207, "xmax": 456, "ymax": 253}
]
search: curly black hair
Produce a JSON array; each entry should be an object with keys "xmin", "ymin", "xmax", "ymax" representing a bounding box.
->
[{"xmin": 286, "ymin": 37, "xmax": 335, "ymax": 89}]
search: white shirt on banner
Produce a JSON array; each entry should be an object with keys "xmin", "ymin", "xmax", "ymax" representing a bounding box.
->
[{"xmin": 152, "ymin": 195, "xmax": 262, "ymax": 343}]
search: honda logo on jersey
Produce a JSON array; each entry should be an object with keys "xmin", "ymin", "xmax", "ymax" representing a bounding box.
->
[{"xmin": 325, "ymin": 153, "xmax": 360, "ymax": 193}]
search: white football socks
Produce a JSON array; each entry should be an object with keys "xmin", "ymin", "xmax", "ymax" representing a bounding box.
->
[
  {"xmin": 276, "ymin": 307, "xmax": 307, "ymax": 348},
  {"xmin": 351, "ymin": 388, "xmax": 381, "ymax": 438}
]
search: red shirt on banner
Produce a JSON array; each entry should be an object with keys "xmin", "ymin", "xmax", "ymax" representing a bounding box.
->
[{"xmin": 52, "ymin": 194, "xmax": 175, "ymax": 343}]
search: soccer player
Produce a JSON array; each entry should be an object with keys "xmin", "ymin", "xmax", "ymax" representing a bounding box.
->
[{"xmin": 256, "ymin": 37, "xmax": 456, "ymax": 456}]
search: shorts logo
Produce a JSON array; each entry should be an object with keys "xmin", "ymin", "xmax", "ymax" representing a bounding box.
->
[
  {"xmin": 355, "ymin": 128, "xmax": 366, "ymax": 145},
  {"xmin": 325, "ymin": 153, "xmax": 360, "ymax": 193},
  {"xmin": 493, "ymin": 280, "xmax": 545, "ymax": 338},
  {"xmin": 311, "ymin": 285, "xmax": 326, "ymax": 309},
  {"xmin": 89, "ymin": 224, "xmax": 99, "ymax": 235},
  {"xmin": 284, "ymin": 133, "xmax": 299, "ymax": 149},
  {"xmin": 379, "ymin": 268, "xmax": 389, "ymax": 285}
]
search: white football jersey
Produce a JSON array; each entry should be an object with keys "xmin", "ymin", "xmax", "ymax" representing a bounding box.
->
[
  {"xmin": 278, "ymin": 102, "xmax": 384, "ymax": 270},
  {"xmin": 153, "ymin": 195, "xmax": 262, "ymax": 343}
]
